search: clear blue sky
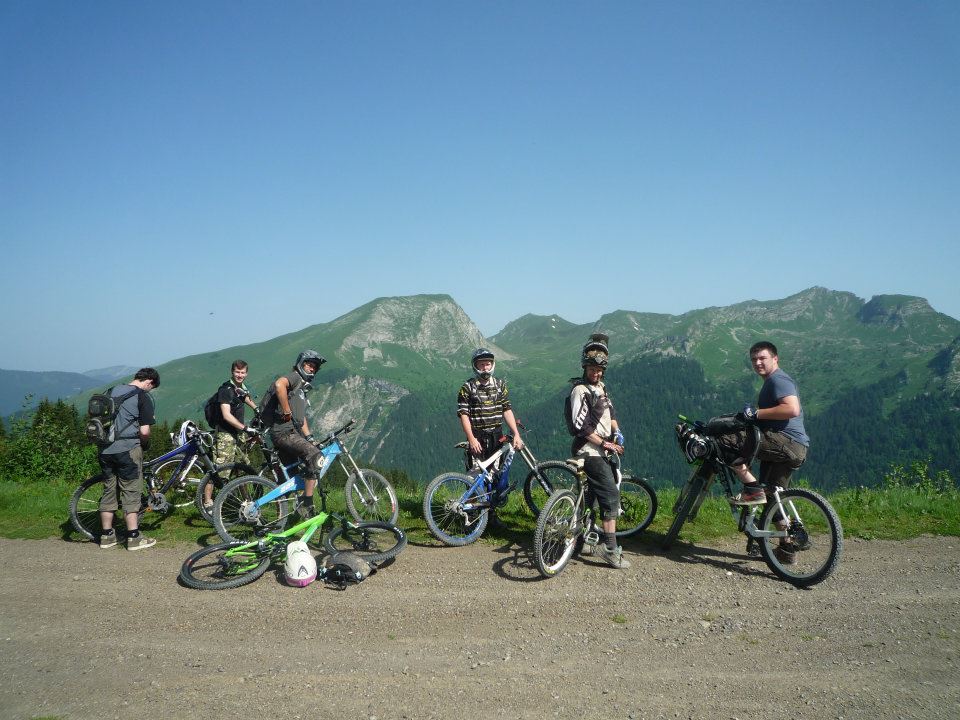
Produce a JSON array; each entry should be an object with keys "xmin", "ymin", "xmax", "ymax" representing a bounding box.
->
[{"xmin": 2, "ymin": 1, "xmax": 958, "ymax": 372}]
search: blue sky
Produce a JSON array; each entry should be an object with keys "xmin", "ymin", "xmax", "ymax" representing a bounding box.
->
[{"xmin": 2, "ymin": 1, "xmax": 958, "ymax": 372}]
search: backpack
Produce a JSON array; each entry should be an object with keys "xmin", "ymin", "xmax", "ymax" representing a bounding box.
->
[
  {"xmin": 563, "ymin": 380, "xmax": 588, "ymax": 436},
  {"xmin": 319, "ymin": 552, "xmax": 377, "ymax": 590},
  {"xmin": 85, "ymin": 387, "xmax": 139, "ymax": 447},
  {"xmin": 203, "ymin": 381, "xmax": 232, "ymax": 429}
]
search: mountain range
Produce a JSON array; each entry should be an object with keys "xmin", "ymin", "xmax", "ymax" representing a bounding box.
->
[{"xmin": 8, "ymin": 289, "xmax": 960, "ymax": 488}]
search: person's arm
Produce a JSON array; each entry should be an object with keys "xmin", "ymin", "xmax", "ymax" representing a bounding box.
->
[
  {"xmin": 459, "ymin": 413, "xmax": 482, "ymax": 456},
  {"xmin": 758, "ymin": 395, "xmax": 801, "ymax": 421},
  {"xmin": 244, "ymin": 395, "xmax": 258, "ymax": 411},
  {"xmin": 503, "ymin": 408, "xmax": 523, "ymax": 450},
  {"xmin": 275, "ymin": 376, "xmax": 293, "ymax": 421},
  {"xmin": 220, "ymin": 404, "xmax": 247, "ymax": 432}
]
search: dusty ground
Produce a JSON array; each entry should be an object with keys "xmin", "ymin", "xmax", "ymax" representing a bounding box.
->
[{"xmin": 0, "ymin": 533, "xmax": 958, "ymax": 720}]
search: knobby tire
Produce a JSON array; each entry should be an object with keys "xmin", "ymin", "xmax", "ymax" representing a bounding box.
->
[
  {"xmin": 324, "ymin": 521, "xmax": 407, "ymax": 565},
  {"xmin": 179, "ymin": 541, "xmax": 272, "ymax": 590}
]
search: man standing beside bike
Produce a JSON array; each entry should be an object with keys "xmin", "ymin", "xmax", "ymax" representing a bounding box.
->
[
  {"xmin": 568, "ymin": 334, "xmax": 630, "ymax": 569},
  {"xmin": 456, "ymin": 347, "xmax": 523, "ymax": 483},
  {"xmin": 723, "ymin": 341, "xmax": 809, "ymax": 563},
  {"xmin": 261, "ymin": 350, "xmax": 326, "ymax": 516},
  {"xmin": 201, "ymin": 359, "xmax": 259, "ymax": 511}
]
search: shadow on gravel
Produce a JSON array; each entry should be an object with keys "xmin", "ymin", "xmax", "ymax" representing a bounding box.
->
[
  {"xmin": 655, "ymin": 534, "xmax": 773, "ymax": 581},
  {"xmin": 490, "ymin": 541, "xmax": 542, "ymax": 583}
]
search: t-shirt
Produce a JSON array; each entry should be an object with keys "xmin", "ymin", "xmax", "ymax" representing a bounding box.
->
[
  {"xmin": 268, "ymin": 372, "xmax": 309, "ymax": 436},
  {"xmin": 456, "ymin": 377, "xmax": 511, "ymax": 435},
  {"xmin": 570, "ymin": 381, "xmax": 613, "ymax": 457},
  {"xmin": 101, "ymin": 384, "xmax": 155, "ymax": 455},
  {"xmin": 758, "ymin": 369, "xmax": 809, "ymax": 447},
  {"xmin": 216, "ymin": 381, "xmax": 249, "ymax": 433}
]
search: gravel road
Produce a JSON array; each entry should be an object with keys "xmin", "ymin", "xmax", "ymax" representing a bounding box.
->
[{"xmin": 1, "ymin": 534, "xmax": 957, "ymax": 720}]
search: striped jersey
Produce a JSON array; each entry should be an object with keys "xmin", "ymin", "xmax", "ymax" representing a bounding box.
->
[{"xmin": 456, "ymin": 377, "xmax": 511, "ymax": 434}]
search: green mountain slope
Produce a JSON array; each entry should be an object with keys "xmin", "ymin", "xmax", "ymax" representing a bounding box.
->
[{"xmin": 41, "ymin": 288, "xmax": 960, "ymax": 489}]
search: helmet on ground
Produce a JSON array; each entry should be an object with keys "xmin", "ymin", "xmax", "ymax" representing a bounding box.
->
[
  {"xmin": 472, "ymin": 348, "xmax": 496, "ymax": 380},
  {"xmin": 294, "ymin": 350, "xmax": 326, "ymax": 383},
  {"xmin": 284, "ymin": 541, "xmax": 317, "ymax": 587},
  {"xmin": 177, "ymin": 420, "xmax": 200, "ymax": 446},
  {"xmin": 581, "ymin": 333, "xmax": 609, "ymax": 369}
]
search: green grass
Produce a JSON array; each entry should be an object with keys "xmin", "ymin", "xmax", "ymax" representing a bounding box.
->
[{"xmin": 1, "ymin": 476, "xmax": 958, "ymax": 547}]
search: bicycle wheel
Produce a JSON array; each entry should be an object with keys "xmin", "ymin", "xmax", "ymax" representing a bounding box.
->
[
  {"xmin": 757, "ymin": 488, "xmax": 843, "ymax": 588},
  {"xmin": 324, "ymin": 521, "xmax": 407, "ymax": 565},
  {"xmin": 422, "ymin": 472, "xmax": 489, "ymax": 546},
  {"xmin": 345, "ymin": 469, "xmax": 399, "ymax": 525},
  {"xmin": 523, "ymin": 460, "xmax": 578, "ymax": 517},
  {"xmin": 179, "ymin": 541, "xmax": 272, "ymax": 590},
  {"xmin": 662, "ymin": 471, "xmax": 707, "ymax": 549},
  {"xmin": 616, "ymin": 476, "xmax": 658, "ymax": 538},
  {"xmin": 69, "ymin": 476, "xmax": 146, "ymax": 542},
  {"xmin": 152, "ymin": 458, "xmax": 205, "ymax": 508},
  {"xmin": 194, "ymin": 462, "xmax": 258, "ymax": 523},
  {"xmin": 533, "ymin": 489, "xmax": 581, "ymax": 578},
  {"xmin": 212, "ymin": 475, "xmax": 289, "ymax": 543}
]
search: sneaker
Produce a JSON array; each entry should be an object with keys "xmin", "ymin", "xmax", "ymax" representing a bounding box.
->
[
  {"xmin": 730, "ymin": 485, "xmax": 767, "ymax": 506},
  {"xmin": 127, "ymin": 535, "xmax": 157, "ymax": 551},
  {"xmin": 745, "ymin": 536, "xmax": 760, "ymax": 557},
  {"xmin": 99, "ymin": 532, "xmax": 118, "ymax": 549},
  {"xmin": 202, "ymin": 500, "xmax": 214, "ymax": 511},
  {"xmin": 297, "ymin": 501, "xmax": 316, "ymax": 519},
  {"xmin": 595, "ymin": 544, "xmax": 631, "ymax": 569},
  {"xmin": 774, "ymin": 543, "xmax": 798, "ymax": 566}
]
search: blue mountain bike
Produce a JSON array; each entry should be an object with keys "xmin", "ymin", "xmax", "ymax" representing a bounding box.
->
[
  {"xmin": 69, "ymin": 421, "xmax": 254, "ymax": 542},
  {"xmin": 211, "ymin": 419, "xmax": 397, "ymax": 543}
]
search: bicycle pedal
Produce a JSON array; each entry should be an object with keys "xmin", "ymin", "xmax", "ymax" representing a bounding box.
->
[{"xmin": 584, "ymin": 530, "xmax": 600, "ymax": 546}]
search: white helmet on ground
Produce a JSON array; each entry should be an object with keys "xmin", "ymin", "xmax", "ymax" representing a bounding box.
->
[{"xmin": 284, "ymin": 541, "xmax": 317, "ymax": 587}]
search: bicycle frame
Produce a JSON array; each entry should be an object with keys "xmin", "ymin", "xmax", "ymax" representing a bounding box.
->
[{"xmin": 454, "ymin": 439, "xmax": 521, "ymax": 512}]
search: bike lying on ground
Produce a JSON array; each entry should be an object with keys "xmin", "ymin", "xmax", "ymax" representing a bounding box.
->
[
  {"xmin": 195, "ymin": 420, "xmax": 398, "ymax": 526},
  {"xmin": 422, "ymin": 426, "xmax": 586, "ymax": 546},
  {"xmin": 211, "ymin": 420, "xmax": 398, "ymax": 543},
  {"xmin": 664, "ymin": 414, "xmax": 842, "ymax": 588},
  {"xmin": 180, "ymin": 490, "xmax": 406, "ymax": 590},
  {"xmin": 532, "ymin": 452, "xmax": 658, "ymax": 578},
  {"xmin": 69, "ymin": 421, "xmax": 255, "ymax": 541}
]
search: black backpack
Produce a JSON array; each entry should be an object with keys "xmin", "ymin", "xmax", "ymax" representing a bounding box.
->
[
  {"xmin": 319, "ymin": 552, "xmax": 377, "ymax": 590},
  {"xmin": 203, "ymin": 381, "xmax": 232, "ymax": 429},
  {"xmin": 85, "ymin": 387, "xmax": 139, "ymax": 446},
  {"xmin": 563, "ymin": 380, "xmax": 586, "ymax": 436}
]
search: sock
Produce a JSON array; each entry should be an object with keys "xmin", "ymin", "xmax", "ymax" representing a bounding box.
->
[
  {"xmin": 128, "ymin": 529, "xmax": 140, "ymax": 539},
  {"xmin": 604, "ymin": 532, "xmax": 617, "ymax": 551},
  {"xmin": 101, "ymin": 529, "xmax": 115, "ymax": 537}
]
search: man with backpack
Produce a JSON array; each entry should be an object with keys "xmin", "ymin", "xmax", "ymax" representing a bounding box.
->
[
  {"xmin": 97, "ymin": 367, "xmax": 160, "ymax": 551},
  {"xmin": 567, "ymin": 334, "xmax": 630, "ymax": 569},
  {"xmin": 259, "ymin": 350, "xmax": 326, "ymax": 516},
  {"xmin": 456, "ymin": 348, "xmax": 523, "ymax": 474},
  {"xmin": 200, "ymin": 359, "xmax": 259, "ymax": 511}
]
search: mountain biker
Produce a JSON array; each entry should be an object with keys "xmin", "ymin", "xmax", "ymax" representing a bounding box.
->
[
  {"xmin": 721, "ymin": 341, "xmax": 809, "ymax": 563},
  {"xmin": 201, "ymin": 359, "xmax": 259, "ymax": 511},
  {"xmin": 568, "ymin": 334, "xmax": 630, "ymax": 569},
  {"xmin": 97, "ymin": 367, "xmax": 160, "ymax": 551},
  {"xmin": 264, "ymin": 350, "xmax": 326, "ymax": 516},
  {"xmin": 456, "ymin": 348, "xmax": 523, "ymax": 474}
]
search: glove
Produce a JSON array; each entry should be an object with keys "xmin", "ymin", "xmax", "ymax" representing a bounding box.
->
[
  {"xmin": 243, "ymin": 426, "xmax": 258, "ymax": 436},
  {"xmin": 306, "ymin": 434, "xmax": 317, "ymax": 445},
  {"xmin": 281, "ymin": 411, "xmax": 293, "ymax": 423},
  {"xmin": 613, "ymin": 430, "xmax": 624, "ymax": 446},
  {"xmin": 741, "ymin": 404, "xmax": 758, "ymax": 421}
]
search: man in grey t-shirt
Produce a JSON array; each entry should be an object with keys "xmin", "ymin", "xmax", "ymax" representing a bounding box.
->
[{"xmin": 98, "ymin": 367, "xmax": 160, "ymax": 551}]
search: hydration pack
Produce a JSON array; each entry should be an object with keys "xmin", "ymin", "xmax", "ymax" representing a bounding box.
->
[
  {"xmin": 85, "ymin": 387, "xmax": 139, "ymax": 447},
  {"xmin": 319, "ymin": 552, "xmax": 377, "ymax": 590}
]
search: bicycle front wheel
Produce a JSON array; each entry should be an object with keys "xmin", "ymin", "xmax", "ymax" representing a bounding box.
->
[
  {"xmin": 422, "ymin": 472, "xmax": 489, "ymax": 546},
  {"xmin": 179, "ymin": 541, "xmax": 272, "ymax": 590},
  {"xmin": 523, "ymin": 460, "xmax": 578, "ymax": 517},
  {"xmin": 533, "ymin": 489, "xmax": 581, "ymax": 578},
  {"xmin": 616, "ymin": 476, "xmax": 658, "ymax": 538},
  {"xmin": 324, "ymin": 521, "xmax": 407, "ymax": 565},
  {"xmin": 194, "ymin": 462, "xmax": 258, "ymax": 523},
  {"xmin": 758, "ymin": 488, "xmax": 843, "ymax": 588},
  {"xmin": 212, "ymin": 475, "xmax": 289, "ymax": 543},
  {"xmin": 69, "ymin": 476, "xmax": 146, "ymax": 542},
  {"xmin": 662, "ymin": 470, "xmax": 707, "ymax": 550},
  {"xmin": 345, "ymin": 469, "xmax": 399, "ymax": 525}
]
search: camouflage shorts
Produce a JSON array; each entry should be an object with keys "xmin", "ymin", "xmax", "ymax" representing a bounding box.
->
[{"xmin": 213, "ymin": 432, "xmax": 249, "ymax": 467}]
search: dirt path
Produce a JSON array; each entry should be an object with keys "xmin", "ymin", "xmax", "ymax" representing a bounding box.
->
[{"xmin": 1, "ymin": 534, "xmax": 958, "ymax": 720}]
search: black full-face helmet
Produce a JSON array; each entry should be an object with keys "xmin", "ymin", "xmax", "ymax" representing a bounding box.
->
[
  {"xmin": 472, "ymin": 347, "xmax": 495, "ymax": 380},
  {"xmin": 581, "ymin": 333, "xmax": 609, "ymax": 370},
  {"xmin": 294, "ymin": 350, "xmax": 326, "ymax": 383}
]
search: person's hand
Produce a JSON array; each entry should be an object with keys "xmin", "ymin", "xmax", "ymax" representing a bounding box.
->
[
  {"xmin": 741, "ymin": 404, "xmax": 758, "ymax": 421},
  {"xmin": 306, "ymin": 434, "xmax": 317, "ymax": 445},
  {"xmin": 602, "ymin": 440, "xmax": 624, "ymax": 455},
  {"xmin": 281, "ymin": 411, "xmax": 292, "ymax": 423},
  {"xmin": 512, "ymin": 435, "xmax": 524, "ymax": 451},
  {"xmin": 613, "ymin": 430, "xmax": 625, "ymax": 446},
  {"xmin": 243, "ymin": 426, "xmax": 258, "ymax": 436},
  {"xmin": 468, "ymin": 437, "xmax": 483, "ymax": 456}
]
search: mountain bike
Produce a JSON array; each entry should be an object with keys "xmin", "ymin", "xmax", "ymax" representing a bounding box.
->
[
  {"xmin": 422, "ymin": 428, "xmax": 577, "ymax": 546},
  {"xmin": 211, "ymin": 419, "xmax": 397, "ymax": 542},
  {"xmin": 532, "ymin": 453, "xmax": 658, "ymax": 578},
  {"xmin": 180, "ymin": 491, "xmax": 406, "ymax": 590},
  {"xmin": 69, "ymin": 421, "xmax": 255, "ymax": 541},
  {"xmin": 663, "ymin": 414, "xmax": 842, "ymax": 588},
  {"xmin": 196, "ymin": 420, "xmax": 398, "ymax": 526}
]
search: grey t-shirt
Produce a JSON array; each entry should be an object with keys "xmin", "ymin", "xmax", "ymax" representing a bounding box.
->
[
  {"xmin": 101, "ymin": 384, "xmax": 155, "ymax": 455},
  {"xmin": 757, "ymin": 369, "xmax": 809, "ymax": 447}
]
